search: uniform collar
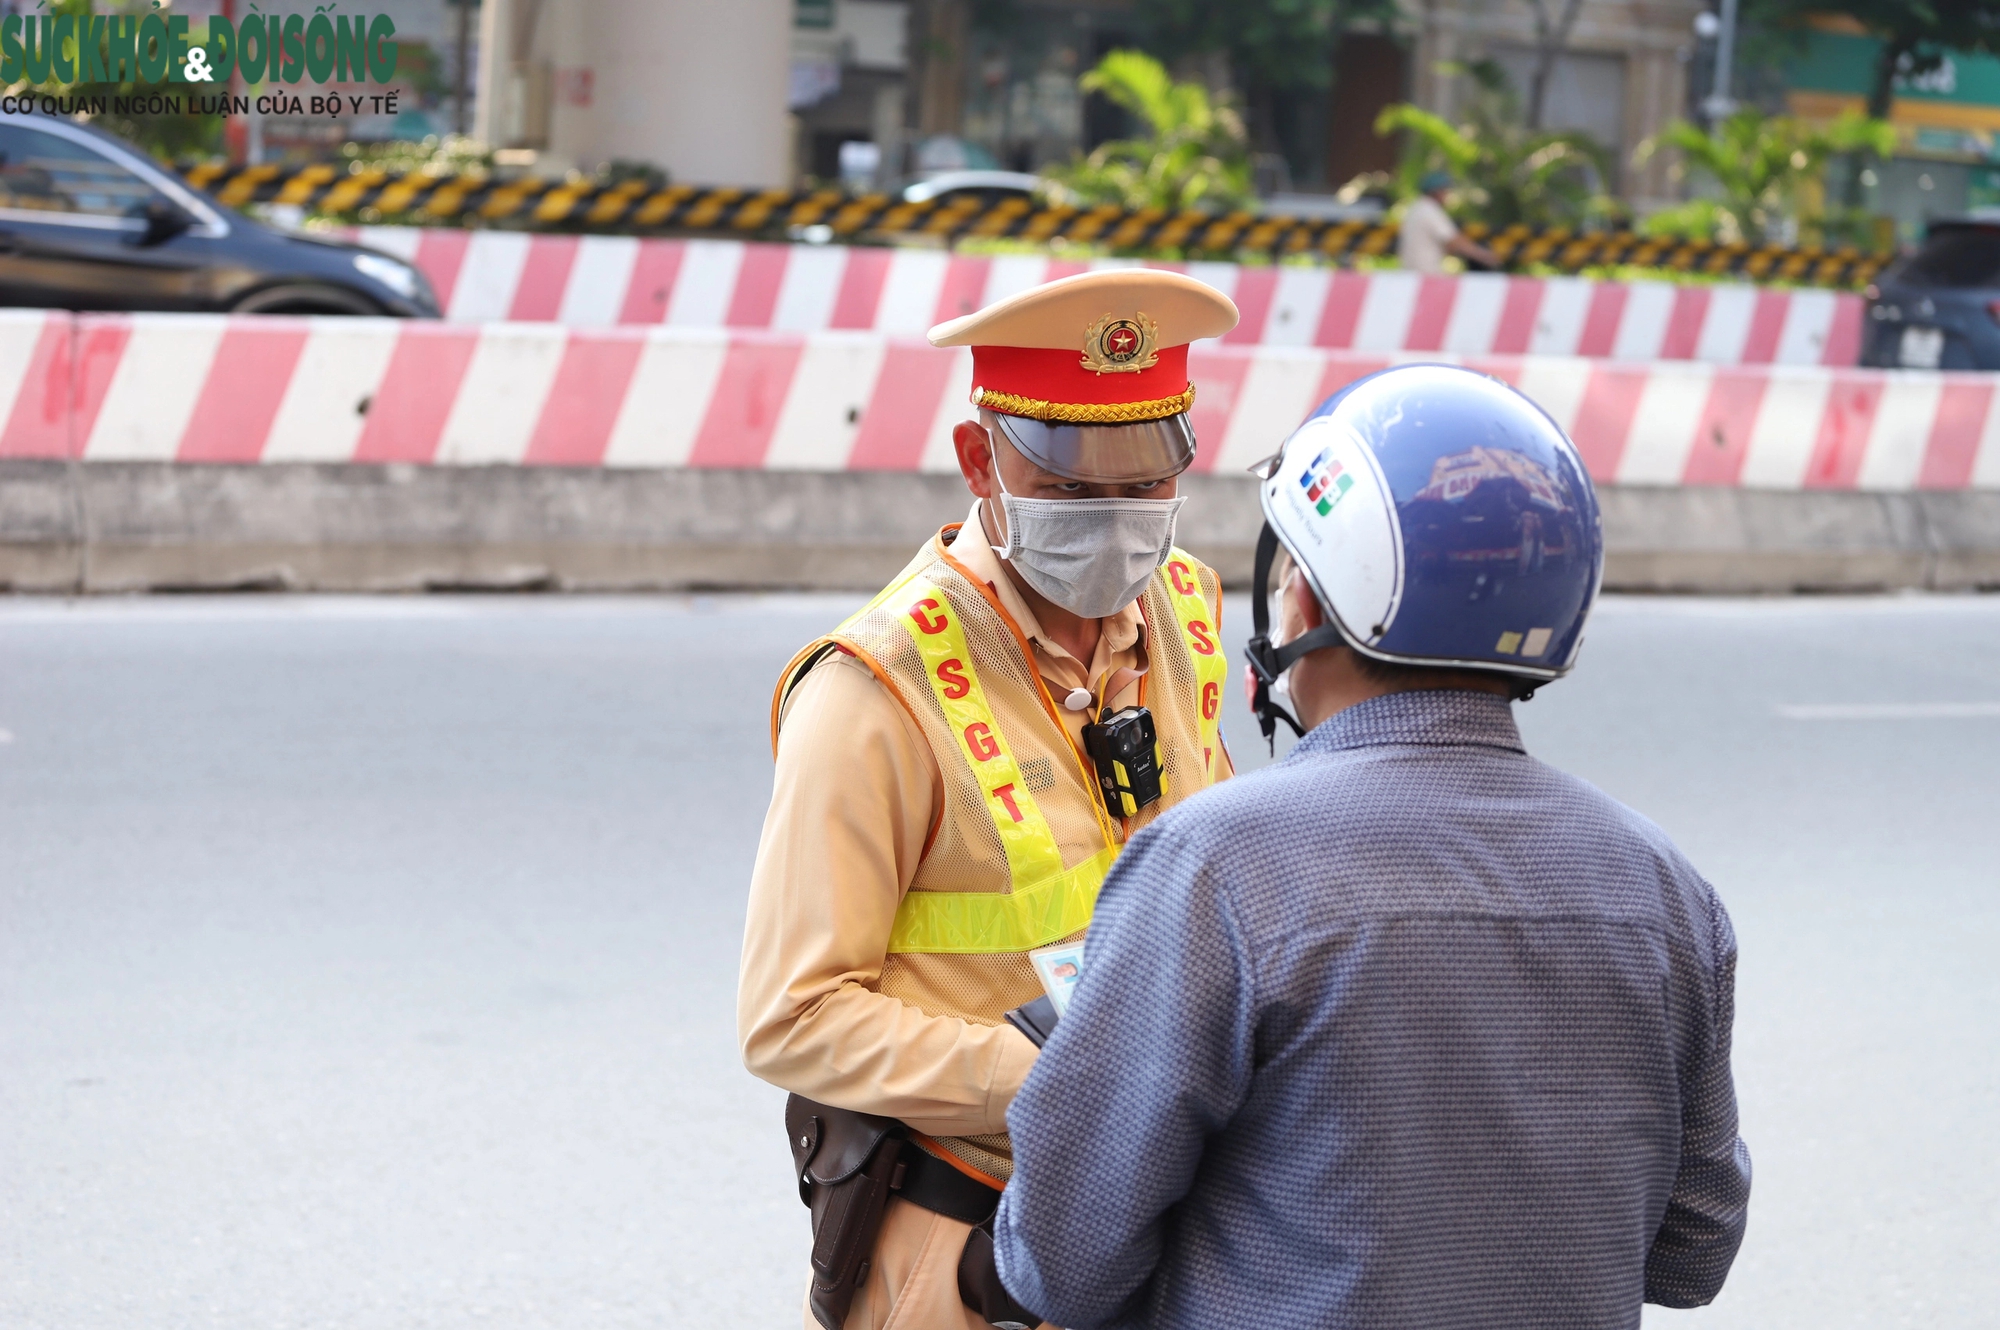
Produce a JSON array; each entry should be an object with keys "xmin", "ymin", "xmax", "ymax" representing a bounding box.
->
[
  {"xmin": 1295, "ymin": 689, "xmax": 1525, "ymax": 757},
  {"xmin": 947, "ymin": 501, "xmax": 1145, "ymax": 660}
]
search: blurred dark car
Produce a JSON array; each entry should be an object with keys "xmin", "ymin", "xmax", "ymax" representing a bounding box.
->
[
  {"xmin": 1861, "ymin": 216, "xmax": 2000, "ymax": 371},
  {"xmin": 0, "ymin": 115, "xmax": 437, "ymax": 317}
]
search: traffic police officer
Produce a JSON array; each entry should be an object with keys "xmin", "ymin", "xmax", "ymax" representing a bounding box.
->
[{"xmin": 738, "ymin": 269, "xmax": 1240, "ymax": 1330}]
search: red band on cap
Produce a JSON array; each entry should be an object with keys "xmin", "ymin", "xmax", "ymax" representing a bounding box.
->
[{"xmin": 971, "ymin": 344, "xmax": 1190, "ymax": 409}]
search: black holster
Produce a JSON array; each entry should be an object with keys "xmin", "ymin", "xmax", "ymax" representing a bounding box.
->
[
  {"xmin": 786, "ymin": 1094, "xmax": 1035, "ymax": 1330},
  {"xmin": 788, "ymin": 1095, "xmax": 907, "ymax": 1330}
]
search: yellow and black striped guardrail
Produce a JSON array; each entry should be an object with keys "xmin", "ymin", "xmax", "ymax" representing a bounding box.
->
[{"xmin": 177, "ymin": 161, "xmax": 1893, "ymax": 290}]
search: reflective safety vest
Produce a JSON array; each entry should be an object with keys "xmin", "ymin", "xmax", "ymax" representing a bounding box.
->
[
  {"xmin": 771, "ymin": 524, "xmax": 1228, "ymax": 1177},
  {"xmin": 775, "ymin": 524, "xmax": 1229, "ymax": 952}
]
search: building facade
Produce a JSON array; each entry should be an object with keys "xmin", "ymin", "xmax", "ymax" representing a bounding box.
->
[
  {"xmin": 473, "ymin": 0, "xmax": 793, "ymax": 186},
  {"xmin": 787, "ymin": 0, "xmax": 1142, "ymax": 188},
  {"xmin": 783, "ymin": 0, "xmax": 1704, "ymax": 206},
  {"xmin": 454, "ymin": 0, "xmax": 1730, "ymax": 213},
  {"xmin": 1410, "ymin": 0, "xmax": 1706, "ymax": 212}
]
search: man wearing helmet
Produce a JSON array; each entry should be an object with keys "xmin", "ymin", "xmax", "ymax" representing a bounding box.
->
[
  {"xmin": 993, "ymin": 364, "xmax": 1751, "ymax": 1330},
  {"xmin": 740, "ymin": 269, "xmax": 1241, "ymax": 1330}
]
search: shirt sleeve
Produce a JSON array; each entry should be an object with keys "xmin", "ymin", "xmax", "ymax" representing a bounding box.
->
[
  {"xmin": 992, "ymin": 820, "xmax": 1255, "ymax": 1327},
  {"xmin": 1420, "ymin": 196, "xmax": 1460, "ymax": 244},
  {"xmin": 737, "ymin": 654, "xmax": 1040, "ymax": 1136},
  {"xmin": 1644, "ymin": 884, "xmax": 1753, "ymax": 1305}
]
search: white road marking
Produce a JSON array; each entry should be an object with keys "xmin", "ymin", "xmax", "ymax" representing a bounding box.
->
[
  {"xmin": 1776, "ymin": 702, "xmax": 2000, "ymax": 720},
  {"xmin": 0, "ymin": 593, "xmax": 870, "ymax": 624}
]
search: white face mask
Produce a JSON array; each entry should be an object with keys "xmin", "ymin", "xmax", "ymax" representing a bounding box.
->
[{"xmin": 990, "ymin": 466, "xmax": 1185, "ymax": 619}]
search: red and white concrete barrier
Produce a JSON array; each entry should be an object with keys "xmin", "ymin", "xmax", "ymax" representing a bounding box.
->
[
  {"xmin": 343, "ymin": 228, "xmax": 1866, "ymax": 367},
  {"xmin": 0, "ymin": 310, "xmax": 1988, "ymax": 489}
]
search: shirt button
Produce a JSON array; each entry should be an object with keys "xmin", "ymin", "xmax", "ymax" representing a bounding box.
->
[{"xmin": 1063, "ymin": 688, "xmax": 1092, "ymax": 711}]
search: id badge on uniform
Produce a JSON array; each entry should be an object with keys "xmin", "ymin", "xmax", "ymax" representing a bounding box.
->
[{"xmin": 1028, "ymin": 941, "xmax": 1087, "ymax": 1016}]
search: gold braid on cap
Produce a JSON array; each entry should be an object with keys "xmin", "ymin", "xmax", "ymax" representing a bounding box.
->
[{"xmin": 971, "ymin": 383, "xmax": 1196, "ymax": 423}]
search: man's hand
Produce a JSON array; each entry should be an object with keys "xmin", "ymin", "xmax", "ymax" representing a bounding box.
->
[{"xmin": 1448, "ymin": 234, "xmax": 1503, "ymax": 271}]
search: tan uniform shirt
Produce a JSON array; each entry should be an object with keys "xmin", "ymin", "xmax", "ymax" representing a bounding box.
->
[{"xmin": 738, "ymin": 502, "xmax": 1233, "ymax": 1137}]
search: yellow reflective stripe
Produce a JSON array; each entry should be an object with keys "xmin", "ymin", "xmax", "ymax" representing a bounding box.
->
[
  {"xmin": 892, "ymin": 575, "xmax": 1067, "ymax": 895},
  {"xmin": 888, "ymin": 845, "xmax": 1116, "ymax": 954},
  {"xmin": 775, "ymin": 562, "xmax": 928, "ymax": 742},
  {"xmin": 1160, "ymin": 548, "xmax": 1228, "ymax": 785}
]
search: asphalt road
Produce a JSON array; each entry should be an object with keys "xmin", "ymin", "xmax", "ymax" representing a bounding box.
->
[{"xmin": 3, "ymin": 592, "xmax": 1996, "ymax": 1329}]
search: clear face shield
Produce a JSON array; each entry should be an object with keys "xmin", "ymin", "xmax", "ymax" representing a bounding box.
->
[{"xmin": 986, "ymin": 411, "xmax": 1195, "ymax": 486}]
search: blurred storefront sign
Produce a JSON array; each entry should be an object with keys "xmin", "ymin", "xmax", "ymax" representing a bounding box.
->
[{"xmin": 1784, "ymin": 17, "xmax": 2000, "ymax": 237}]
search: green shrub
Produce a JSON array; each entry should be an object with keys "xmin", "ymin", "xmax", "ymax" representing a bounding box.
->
[{"xmin": 1042, "ymin": 51, "xmax": 1254, "ymax": 213}]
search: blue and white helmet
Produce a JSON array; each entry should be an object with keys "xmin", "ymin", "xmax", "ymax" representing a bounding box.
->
[{"xmin": 1245, "ymin": 363, "xmax": 1604, "ymax": 740}]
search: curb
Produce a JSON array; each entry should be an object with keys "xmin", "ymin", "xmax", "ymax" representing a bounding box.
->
[{"xmin": 5, "ymin": 463, "xmax": 1996, "ymax": 596}]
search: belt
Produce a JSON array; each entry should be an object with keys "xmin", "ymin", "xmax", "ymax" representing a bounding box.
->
[{"xmin": 892, "ymin": 1141, "xmax": 1001, "ymax": 1226}]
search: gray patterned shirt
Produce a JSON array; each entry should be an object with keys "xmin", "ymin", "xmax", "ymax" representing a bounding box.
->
[{"xmin": 995, "ymin": 689, "xmax": 1749, "ymax": 1330}]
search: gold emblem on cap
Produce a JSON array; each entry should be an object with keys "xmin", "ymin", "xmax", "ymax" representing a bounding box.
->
[{"xmin": 1080, "ymin": 311, "xmax": 1160, "ymax": 374}]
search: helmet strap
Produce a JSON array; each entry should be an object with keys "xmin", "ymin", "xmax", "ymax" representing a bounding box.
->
[{"xmin": 1243, "ymin": 523, "xmax": 1346, "ymax": 753}]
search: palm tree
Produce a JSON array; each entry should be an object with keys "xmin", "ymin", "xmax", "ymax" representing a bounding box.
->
[
  {"xmin": 1636, "ymin": 110, "xmax": 1896, "ymax": 246},
  {"xmin": 1373, "ymin": 60, "xmax": 1614, "ymax": 231},
  {"xmin": 1043, "ymin": 51, "xmax": 1255, "ymax": 213}
]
